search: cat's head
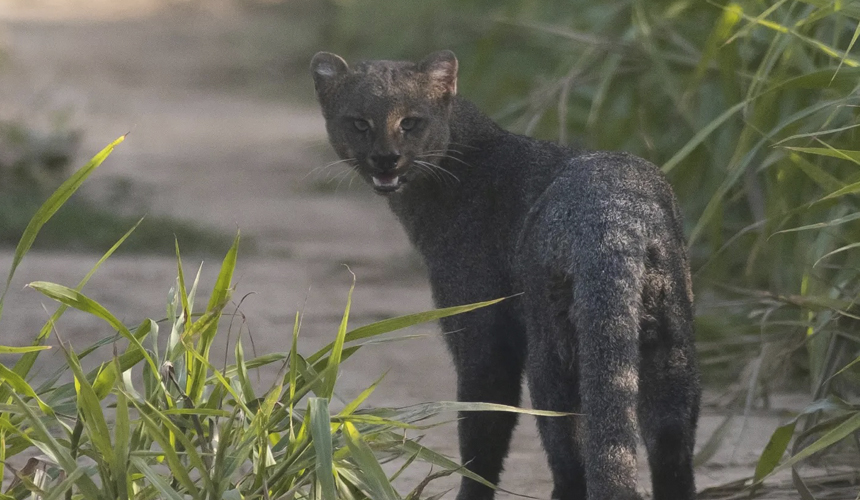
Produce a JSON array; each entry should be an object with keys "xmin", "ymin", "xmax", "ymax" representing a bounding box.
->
[{"xmin": 310, "ymin": 50, "xmax": 458, "ymax": 194}]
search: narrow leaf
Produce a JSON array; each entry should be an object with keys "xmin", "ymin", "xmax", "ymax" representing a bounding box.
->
[
  {"xmin": 309, "ymin": 398, "xmax": 337, "ymax": 500},
  {"xmin": 343, "ymin": 422, "xmax": 400, "ymax": 500},
  {"xmin": 0, "ymin": 135, "xmax": 125, "ymax": 322}
]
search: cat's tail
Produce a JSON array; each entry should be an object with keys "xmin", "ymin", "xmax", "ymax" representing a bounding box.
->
[{"xmin": 570, "ymin": 229, "xmax": 646, "ymax": 500}]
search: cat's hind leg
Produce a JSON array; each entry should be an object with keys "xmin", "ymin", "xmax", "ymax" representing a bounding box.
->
[
  {"xmin": 524, "ymin": 296, "xmax": 588, "ymax": 500},
  {"xmin": 637, "ymin": 260, "xmax": 699, "ymax": 500}
]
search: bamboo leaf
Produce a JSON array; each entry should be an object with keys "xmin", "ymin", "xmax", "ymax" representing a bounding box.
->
[
  {"xmin": 754, "ymin": 420, "xmax": 797, "ymax": 482},
  {"xmin": 64, "ymin": 346, "xmax": 114, "ymax": 471},
  {"xmin": 321, "ymin": 274, "xmax": 355, "ymax": 399},
  {"xmin": 130, "ymin": 402, "xmax": 200, "ymax": 495},
  {"xmin": 786, "ymin": 147, "xmax": 860, "ymax": 166},
  {"xmin": 0, "ymin": 364, "xmax": 54, "ymax": 416},
  {"xmin": 307, "ymin": 297, "xmax": 507, "ymax": 364},
  {"xmin": 771, "ymin": 212, "xmax": 860, "ymax": 237},
  {"xmin": 662, "ymin": 101, "xmax": 746, "ymax": 174},
  {"xmin": 187, "ymin": 231, "xmax": 239, "ymax": 403},
  {"xmin": 813, "ymin": 242, "xmax": 860, "ymax": 266},
  {"xmin": 130, "ymin": 456, "xmax": 186, "ymax": 500},
  {"xmin": 0, "ymin": 135, "xmax": 125, "ymax": 322},
  {"xmin": 8, "ymin": 391, "xmax": 101, "ymax": 497},
  {"xmin": 764, "ymin": 412, "xmax": 860, "ymax": 479},
  {"xmin": 309, "ymin": 398, "xmax": 337, "ymax": 500},
  {"xmin": 343, "ymin": 422, "xmax": 400, "ymax": 500},
  {"xmin": 339, "ymin": 371, "xmax": 387, "ymax": 417},
  {"xmin": 29, "ymin": 283, "xmax": 162, "ymax": 402},
  {"xmin": 0, "ymin": 345, "xmax": 51, "ymax": 355}
]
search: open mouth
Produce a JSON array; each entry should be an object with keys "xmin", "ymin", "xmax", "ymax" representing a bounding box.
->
[{"xmin": 371, "ymin": 173, "xmax": 404, "ymax": 193}]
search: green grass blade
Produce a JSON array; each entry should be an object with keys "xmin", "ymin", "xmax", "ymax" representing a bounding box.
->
[
  {"xmin": 27, "ymin": 281, "xmax": 161, "ymax": 389},
  {"xmin": 392, "ymin": 401, "xmax": 571, "ymax": 423},
  {"xmin": 130, "ymin": 456, "xmax": 186, "ymax": 500},
  {"xmin": 0, "ymin": 135, "xmax": 125, "ymax": 323},
  {"xmin": 832, "ymin": 19, "xmax": 860, "ymax": 82},
  {"xmin": 754, "ymin": 420, "xmax": 798, "ymax": 482},
  {"xmin": 0, "ymin": 364, "xmax": 54, "ymax": 416},
  {"xmin": 786, "ymin": 152, "xmax": 845, "ymax": 192},
  {"xmin": 307, "ymin": 297, "xmax": 507, "ymax": 364},
  {"xmin": 175, "ymin": 239, "xmax": 191, "ymax": 329},
  {"xmin": 321, "ymin": 275, "xmax": 355, "ymax": 399},
  {"xmin": 129, "ymin": 401, "xmax": 200, "ymax": 495},
  {"xmin": 235, "ymin": 337, "xmax": 255, "ymax": 404},
  {"xmin": 183, "ymin": 341, "xmax": 251, "ymax": 414},
  {"xmin": 309, "ymin": 398, "xmax": 337, "ymax": 500},
  {"xmin": 135, "ymin": 398, "xmax": 216, "ymax": 494},
  {"xmin": 764, "ymin": 412, "xmax": 860, "ymax": 479},
  {"xmin": 64, "ymin": 345, "xmax": 124, "ymax": 498},
  {"xmin": 8, "ymin": 391, "xmax": 101, "ymax": 497},
  {"xmin": 661, "ymin": 101, "xmax": 746, "ymax": 174},
  {"xmin": 91, "ymin": 319, "xmax": 154, "ymax": 399},
  {"xmin": 338, "ymin": 371, "xmax": 387, "ymax": 417},
  {"xmin": 114, "ymin": 389, "xmax": 131, "ymax": 500},
  {"xmin": 398, "ymin": 440, "xmax": 494, "ymax": 489},
  {"xmin": 64, "ymin": 346, "xmax": 114, "ymax": 466},
  {"xmin": 771, "ymin": 212, "xmax": 860, "ymax": 237},
  {"xmin": 4, "ymin": 218, "xmax": 144, "ymax": 404},
  {"xmin": 187, "ymin": 231, "xmax": 239, "ymax": 403},
  {"xmin": 786, "ymin": 147, "xmax": 860, "ymax": 166},
  {"xmin": 343, "ymin": 421, "xmax": 400, "ymax": 500},
  {"xmin": 289, "ymin": 311, "xmax": 300, "ymax": 439},
  {"xmin": 813, "ymin": 242, "xmax": 860, "ymax": 267},
  {"xmin": 41, "ymin": 467, "xmax": 87, "ymax": 500},
  {"xmin": 0, "ymin": 345, "xmax": 51, "ymax": 354}
]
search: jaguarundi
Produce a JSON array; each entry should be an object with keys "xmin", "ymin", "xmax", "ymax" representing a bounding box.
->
[{"xmin": 310, "ymin": 49, "xmax": 700, "ymax": 500}]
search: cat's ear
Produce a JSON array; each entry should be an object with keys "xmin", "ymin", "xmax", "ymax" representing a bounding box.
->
[
  {"xmin": 310, "ymin": 52, "xmax": 349, "ymax": 98},
  {"xmin": 419, "ymin": 50, "xmax": 458, "ymax": 97}
]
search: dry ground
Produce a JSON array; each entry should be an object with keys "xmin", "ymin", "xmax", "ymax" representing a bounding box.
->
[{"xmin": 0, "ymin": 2, "xmax": 835, "ymax": 498}]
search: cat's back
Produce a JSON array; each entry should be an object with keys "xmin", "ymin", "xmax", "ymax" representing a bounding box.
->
[{"xmin": 513, "ymin": 149, "xmax": 686, "ymax": 273}]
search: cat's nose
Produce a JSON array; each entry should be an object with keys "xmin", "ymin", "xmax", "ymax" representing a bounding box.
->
[{"xmin": 370, "ymin": 153, "xmax": 401, "ymax": 172}]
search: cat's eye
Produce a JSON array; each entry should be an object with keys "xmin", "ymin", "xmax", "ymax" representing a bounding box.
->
[
  {"xmin": 400, "ymin": 117, "xmax": 420, "ymax": 132},
  {"xmin": 353, "ymin": 119, "xmax": 370, "ymax": 132}
]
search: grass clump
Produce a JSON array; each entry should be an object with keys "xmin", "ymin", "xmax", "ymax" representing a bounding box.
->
[{"xmin": 0, "ymin": 138, "xmax": 558, "ymax": 499}]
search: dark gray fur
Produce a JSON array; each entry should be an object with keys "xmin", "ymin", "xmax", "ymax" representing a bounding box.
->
[{"xmin": 310, "ymin": 50, "xmax": 700, "ymax": 500}]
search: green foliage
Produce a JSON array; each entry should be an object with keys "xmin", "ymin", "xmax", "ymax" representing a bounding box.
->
[{"xmin": 0, "ymin": 140, "xmax": 563, "ymax": 498}]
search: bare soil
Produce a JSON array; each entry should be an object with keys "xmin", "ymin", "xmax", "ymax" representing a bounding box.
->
[{"xmin": 0, "ymin": 2, "xmax": 837, "ymax": 498}]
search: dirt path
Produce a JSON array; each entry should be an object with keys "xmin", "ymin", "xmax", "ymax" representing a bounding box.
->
[{"xmin": 0, "ymin": 3, "xmax": 815, "ymax": 498}]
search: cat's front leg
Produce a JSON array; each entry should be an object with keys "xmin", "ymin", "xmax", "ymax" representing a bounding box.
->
[{"xmin": 439, "ymin": 307, "xmax": 526, "ymax": 500}]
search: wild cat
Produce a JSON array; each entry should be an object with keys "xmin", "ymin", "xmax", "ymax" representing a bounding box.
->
[{"xmin": 310, "ymin": 50, "xmax": 700, "ymax": 500}]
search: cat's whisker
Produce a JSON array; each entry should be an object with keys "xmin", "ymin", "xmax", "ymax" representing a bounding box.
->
[
  {"xmin": 416, "ymin": 159, "xmax": 461, "ymax": 181},
  {"xmin": 347, "ymin": 169, "xmax": 360, "ymax": 190},
  {"xmin": 412, "ymin": 161, "xmax": 445, "ymax": 187},
  {"xmin": 418, "ymin": 153, "xmax": 474, "ymax": 170},
  {"xmin": 334, "ymin": 170, "xmax": 351, "ymax": 193},
  {"xmin": 446, "ymin": 141, "xmax": 480, "ymax": 151},
  {"xmin": 421, "ymin": 148, "xmax": 467, "ymax": 157},
  {"xmin": 303, "ymin": 157, "xmax": 357, "ymax": 181},
  {"xmin": 415, "ymin": 160, "xmax": 460, "ymax": 186}
]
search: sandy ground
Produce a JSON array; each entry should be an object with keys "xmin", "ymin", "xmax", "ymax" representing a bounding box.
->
[{"xmin": 0, "ymin": 2, "xmax": 844, "ymax": 498}]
